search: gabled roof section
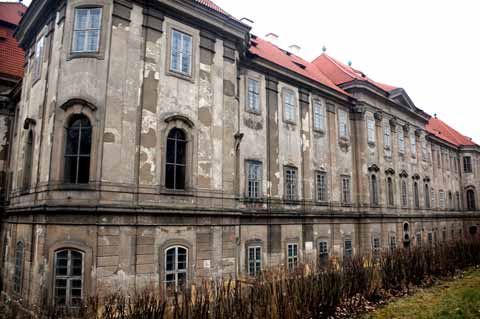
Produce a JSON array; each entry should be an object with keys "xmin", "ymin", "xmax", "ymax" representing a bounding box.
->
[
  {"xmin": 427, "ymin": 117, "xmax": 478, "ymax": 147},
  {"xmin": 249, "ymin": 36, "xmax": 349, "ymax": 96},
  {"xmin": 389, "ymin": 88, "xmax": 417, "ymax": 110},
  {"xmin": 0, "ymin": 2, "xmax": 26, "ymax": 26},
  {"xmin": 312, "ymin": 53, "xmax": 397, "ymax": 93}
]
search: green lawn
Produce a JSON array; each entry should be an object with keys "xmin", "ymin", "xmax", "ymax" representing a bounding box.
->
[{"xmin": 364, "ymin": 268, "xmax": 480, "ymax": 319}]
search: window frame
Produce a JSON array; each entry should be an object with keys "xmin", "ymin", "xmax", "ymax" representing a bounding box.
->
[
  {"xmin": 246, "ymin": 160, "xmax": 262, "ymax": 199},
  {"xmin": 32, "ymin": 36, "xmax": 44, "ymax": 83},
  {"xmin": 367, "ymin": 118, "xmax": 376, "ymax": 145},
  {"xmin": 284, "ymin": 166, "xmax": 298, "ymax": 202},
  {"xmin": 341, "ymin": 175, "xmax": 351, "ymax": 204},
  {"xmin": 286, "ymin": 243, "xmax": 298, "ymax": 271},
  {"xmin": 315, "ymin": 170, "xmax": 328, "ymax": 203},
  {"xmin": 246, "ymin": 78, "xmax": 261, "ymax": 114},
  {"xmin": 13, "ymin": 241, "xmax": 24, "ymax": 295},
  {"xmin": 344, "ymin": 238, "xmax": 353, "ymax": 258},
  {"xmin": 467, "ymin": 189, "xmax": 476, "ymax": 211},
  {"xmin": 282, "ymin": 89, "xmax": 296, "ymax": 124},
  {"xmin": 165, "ymin": 128, "xmax": 187, "ymax": 190},
  {"xmin": 318, "ymin": 240, "xmax": 329, "ymax": 266},
  {"xmin": 398, "ymin": 130, "xmax": 405, "ymax": 154},
  {"xmin": 247, "ymin": 245, "xmax": 262, "ymax": 277},
  {"xmin": 312, "ymin": 99, "xmax": 326, "ymax": 132},
  {"xmin": 387, "ymin": 177, "xmax": 394, "ymax": 206},
  {"xmin": 169, "ymin": 28, "xmax": 193, "ymax": 77},
  {"xmin": 164, "ymin": 245, "xmax": 188, "ymax": 292},
  {"xmin": 424, "ymin": 184, "xmax": 430, "ymax": 208},
  {"xmin": 370, "ymin": 174, "xmax": 379, "ymax": 206},
  {"xmin": 401, "ymin": 179, "xmax": 408, "ymax": 208},
  {"xmin": 64, "ymin": 114, "xmax": 92, "ymax": 185},
  {"xmin": 383, "ymin": 124, "xmax": 391, "ymax": 150},
  {"xmin": 439, "ymin": 190, "xmax": 445, "ymax": 209},
  {"xmin": 463, "ymin": 156, "xmax": 473, "ymax": 173},
  {"xmin": 338, "ymin": 109, "xmax": 349, "ymax": 139},
  {"xmin": 53, "ymin": 249, "xmax": 85, "ymax": 307},
  {"xmin": 71, "ymin": 7, "xmax": 102, "ymax": 54}
]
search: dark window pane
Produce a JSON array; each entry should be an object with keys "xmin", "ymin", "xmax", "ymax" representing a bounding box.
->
[
  {"xmin": 79, "ymin": 128, "xmax": 91, "ymax": 155},
  {"xmin": 176, "ymin": 141, "xmax": 186, "ymax": 164},
  {"xmin": 77, "ymin": 157, "xmax": 90, "ymax": 184},
  {"xmin": 64, "ymin": 157, "xmax": 77, "ymax": 183},
  {"xmin": 175, "ymin": 166, "xmax": 185, "ymax": 190},
  {"xmin": 165, "ymin": 164, "xmax": 175, "ymax": 189},
  {"xmin": 66, "ymin": 128, "xmax": 80, "ymax": 155},
  {"xmin": 166, "ymin": 139, "xmax": 175, "ymax": 164}
]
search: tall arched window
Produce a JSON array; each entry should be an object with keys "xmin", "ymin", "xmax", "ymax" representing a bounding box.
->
[
  {"xmin": 448, "ymin": 192, "xmax": 453, "ymax": 210},
  {"xmin": 54, "ymin": 249, "xmax": 84, "ymax": 306},
  {"xmin": 413, "ymin": 182, "xmax": 419, "ymax": 208},
  {"xmin": 165, "ymin": 128, "xmax": 186, "ymax": 190},
  {"xmin": 370, "ymin": 175, "xmax": 379, "ymax": 205},
  {"xmin": 22, "ymin": 130, "xmax": 34, "ymax": 190},
  {"xmin": 424, "ymin": 184, "xmax": 430, "ymax": 208},
  {"xmin": 467, "ymin": 189, "xmax": 476, "ymax": 211},
  {"xmin": 64, "ymin": 115, "xmax": 92, "ymax": 184},
  {"xmin": 13, "ymin": 241, "xmax": 24, "ymax": 294},
  {"xmin": 387, "ymin": 177, "xmax": 394, "ymax": 206},
  {"xmin": 401, "ymin": 180, "xmax": 408, "ymax": 207},
  {"xmin": 164, "ymin": 246, "xmax": 188, "ymax": 291}
]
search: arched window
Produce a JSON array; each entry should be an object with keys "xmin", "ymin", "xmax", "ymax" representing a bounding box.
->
[
  {"xmin": 13, "ymin": 241, "xmax": 24, "ymax": 294},
  {"xmin": 387, "ymin": 177, "xmax": 394, "ymax": 206},
  {"xmin": 401, "ymin": 180, "xmax": 408, "ymax": 207},
  {"xmin": 370, "ymin": 175, "xmax": 379, "ymax": 205},
  {"xmin": 413, "ymin": 182, "xmax": 419, "ymax": 208},
  {"xmin": 165, "ymin": 128, "xmax": 186, "ymax": 190},
  {"xmin": 467, "ymin": 189, "xmax": 476, "ymax": 211},
  {"xmin": 424, "ymin": 184, "xmax": 430, "ymax": 208},
  {"xmin": 22, "ymin": 130, "xmax": 34, "ymax": 190},
  {"xmin": 448, "ymin": 192, "xmax": 453, "ymax": 210},
  {"xmin": 54, "ymin": 249, "xmax": 84, "ymax": 306},
  {"xmin": 164, "ymin": 246, "xmax": 188, "ymax": 291},
  {"xmin": 64, "ymin": 115, "xmax": 92, "ymax": 184}
]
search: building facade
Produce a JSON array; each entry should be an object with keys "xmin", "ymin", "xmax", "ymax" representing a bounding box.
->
[{"xmin": 0, "ymin": 0, "xmax": 479, "ymax": 308}]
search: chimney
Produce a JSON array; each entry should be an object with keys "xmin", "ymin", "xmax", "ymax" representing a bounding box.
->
[
  {"xmin": 288, "ymin": 44, "xmax": 301, "ymax": 55},
  {"xmin": 265, "ymin": 32, "xmax": 279, "ymax": 43}
]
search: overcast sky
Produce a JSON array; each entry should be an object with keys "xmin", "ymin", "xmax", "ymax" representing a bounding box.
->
[{"xmin": 11, "ymin": 0, "xmax": 480, "ymax": 142}]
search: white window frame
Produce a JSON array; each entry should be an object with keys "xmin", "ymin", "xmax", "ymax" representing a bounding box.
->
[
  {"xmin": 32, "ymin": 36, "xmax": 44, "ymax": 81},
  {"xmin": 286, "ymin": 243, "xmax": 298, "ymax": 271},
  {"xmin": 383, "ymin": 124, "xmax": 391, "ymax": 149},
  {"xmin": 170, "ymin": 29, "xmax": 193, "ymax": 76},
  {"xmin": 367, "ymin": 118, "xmax": 375, "ymax": 144},
  {"xmin": 247, "ymin": 78, "xmax": 260, "ymax": 113},
  {"xmin": 283, "ymin": 90, "xmax": 296, "ymax": 123},
  {"xmin": 72, "ymin": 7, "xmax": 102, "ymax": 53},
  {"xmin": 246, "ymin": 160, "xmax": 262, "ymax": 199},
  {"xmin": 338, "ymin": 109, "xmax": 349, "ymax": 139},
  {"xmin": 315, "ymin": 171, "xmax": 327, "ymax": 202},
  {"xmin": 284, "ymin": 166, "xmax": 298, "ymax": 201},
  {"xmin": 313, "ymin": 100, "xmax": 326, "ymax": 131},
  {"xmin": 164, "ymin": 245, "xmax": 188, "ymax": 291},
  {"xmin": 247, "ymin": 245, "xmax": 262, "ymax": 277},
  {"xmin": 341, "ymin": 175, "xmax": 351, "ymax": 204}
]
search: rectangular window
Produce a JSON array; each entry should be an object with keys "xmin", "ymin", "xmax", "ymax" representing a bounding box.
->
[
  {"xmin": 33, "ymin": 37, "xmax": 44, "ymax": 81},
  {"xmin": 464, "ymin": 156, "xmax": 472, "ymax": 173},
  {"xmin": 170, "ymin": 29, "xmax": 192, "ymax": 76},
  {"xmin": 431, "ymin": 189, "xmax": 436, "ymax": 208},
  {"xmin": 410, "ymin": 132, "xmax": 416, "ymax": 157},
  {"xmin": 416, "ymin": 233, "xmax": 422, "ymax": 245},
  {"xmin": 341, "ymin": 175, "xmax": 351, "ymax": 204},
  {"xmin": 439, "ymin": 190, "xmax": 445, "ymax": 209},
  {"xmin": 315, "ymin": 171, "xmax": 327, "ymax": 202},
  {"xmin": 247, "ymin": 246, "xmax": 261, "ymax": 277},
  {"xmin": 401, "ymin": 180, "xmax": 408, "ymax": 207},
  {"xmin": 72, "ymin": 8, "xmax": 102, "ymax": 53},
  {"xmin": 344, "ymin": 239, "xmax": 353, "ymax": 257},
  {"xmin": 284, "ymin": 166, "xmax": 298, "ymax": 201},
  {"xmin": 383, "ymin": 125, "xmax": 391, "ymax": 149},
  {"xmin": 313, "ymin": 100, "xmax": 326, "ymax": 131},
  {"xmin": 338, "ymin": 110, "xmax": 348, "ymax": 138},
  {"xmin": 372, "ymin": 237, "xmax": 381, "ymax": 256},
  {"xmin": 246, "ymin": 161, "xmax": 262, "ymax": 199},
  {"xmin": 318, "ymin": 240, "xmax": 328, "ymax": 265},
  {"xmin": 428, "ymin": 232, "xmax": 433, "ymax": 245},
  {"xmin": 398, "ymin": 131, "xmax": 405, "ymax": 154},
  {"xmin": 283, "ymin": 90, "xmax": 296, "ymax": 122},
  {"xmin": 287, "ymin": 243, "xmax": 298, "ymax": 271},
  {"xmin": 389, "ymin": 236, "xmax": 396, "ymax": 252},
  {"xmin": 367, "ymin": 118, "xmax": 375, "ymax": 144},
  {"xmin": 247, "ymin": 78, "xmax": 260, "ymax": 113}
]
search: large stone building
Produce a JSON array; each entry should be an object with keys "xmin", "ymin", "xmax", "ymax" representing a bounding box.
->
[{"xmin": 0, "ymin": 0, "xmax": 479, "ymax": 308}]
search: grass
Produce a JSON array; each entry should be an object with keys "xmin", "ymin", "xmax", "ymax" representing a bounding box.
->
[{"xmin": 364, "ymin": 268, "xmax": 480, "ymax": 319}]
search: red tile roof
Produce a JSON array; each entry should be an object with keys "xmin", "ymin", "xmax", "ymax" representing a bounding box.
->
[
  {"xmin": 194, "ymin": 0, "xmax": 235, "ymax": 19},
  {"xmin": 0, "ymin": 2, "xmax": 26, "ymax": 80},
  {"xmin": 249, "ymin": 37, "xmax": 349, "ymax": 96},
  {"xmin": 312, "ymin": 53, "xmax": 397, "ymax": 92},
  {"xmin": 0, "ymin": 2, "xmax": 26, "ymax": 26},
  {"xmin": 426, "ymin": 117, "xmax": 477, "ymax": 147}
]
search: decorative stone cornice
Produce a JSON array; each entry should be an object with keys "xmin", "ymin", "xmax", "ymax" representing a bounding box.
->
[
  {"xmin": 385, "ymin": 168, "xmax": 395, "ymax": 175},
  {"xmin": 23, "ymin": 118, "xmax": 36, "ymax": 130},
  {"xmin": 399, "ymin": 170, "xmax": 408, "ymax": 178},
  {"xmin": 368, "ymin": 164, "xmax": 380, "ymax": 172},
  {"xmin": 374, "ymin": 111, "xmax": 383, "ymax": 122}
]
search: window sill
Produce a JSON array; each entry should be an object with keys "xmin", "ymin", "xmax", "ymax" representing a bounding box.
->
[
  {"xmin": 245, "ymin": 109, "xmax": 262, "ymax": 116},
  {"xmin": 313, "ymin": 128, "xmax": 326, "ymax": 135},
  {"xmin": 55, "ymin": 183, "xmax": 96, "ymax": 191},
  {"xmin": 367, "ymin": 141, "xmax": 376, "ymax": 147},
  {"xmin": 341, "ymin": 203, "xmax": 353, "ymax": 207},
  {"xmin": 166, "ymin": 69, "xmax": 194, "ymax": 83},
  {"xmin": 314, "ymin": 201, "xmax": 329, "ymax": 206},
  {"xmin": 67, "ymin": 51, "xmax": 104, "ymax": 61},
  {"xmin": 160, "ymin": 189, "xmax": 194, "ymax": 197},
  {"xmin": 283, "ymin": 119, "xmax": 297, "ymax": 126}
]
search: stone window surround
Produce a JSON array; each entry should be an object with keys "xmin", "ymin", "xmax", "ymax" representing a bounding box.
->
[
  {"xmin": 283, "ymin": 165, "xmax": 299, "ymax": 203},
  {"xmin": 65, "ymin": 0, "xmax": 111, "ymax": 61},
  {"xmin": 52, "ymin": 100, "xmax": 98, "ymax": 187},
  {"xmin": 159, "ymin": 115, "xmax": 195, "ymax": 194},
  {"xmin": 159, "ymin": 239, "xmax": 193, "ymax": 291},
  {"xmin": 314, "ymin": 169, "xmax": 328, "ymax": 204},
  {"xmin": 366, "ymin": 117, "xmax": 376, "ymax": 146},
  {"xmin": 245, "ymin": 74, "xmax": 263, "ymax": 115},
  {"xmin": 13, "ymin": 240, "xmax": 24, "ymax": 295},
  {"xmin": 316, "ymin": 237, "xmax": 330, "ymax": 263},
  {"xmin": 47, "ymin": 240, "xmax": 93, "ymax": 306},
  {"xmin": 285, "ymin": 239, "xmax": 299, "ymax": 271},
  {"xmin": 337, "ymin": 108, "xmax": 349, "ymax": 142},
  {"xmin": 281, "ymin": 87, "xmax": 297, "ymax": 125},
  {"xmin": 165, "ymin": 20, "xmax": 198, "ymax": 83}
]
